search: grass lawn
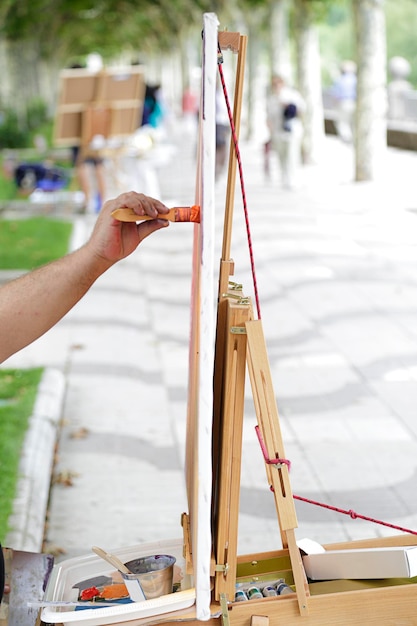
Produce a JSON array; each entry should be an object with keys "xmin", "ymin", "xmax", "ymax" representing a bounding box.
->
[
  {"xmin": 0, "ymin": 172, "xmax": 16, "ymax": 201},
  {"xmin": 0, "ymin": 216, "xmax": 73, "ymax": 269},
  {"xmin": 0, "ymin": 368, "xmax": 44, "ymax": 542},
  {"xmin": 0, "ymin": 214, "xmax": 73, "ymax": 542}
]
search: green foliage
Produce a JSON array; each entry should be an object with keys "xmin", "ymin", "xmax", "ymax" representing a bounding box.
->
[
  {"xmin": 0, "ymin": 109, "xmax": 29, "ymax": 149},
  {"xmin": 0, "ymin": 217, "xmax": 73, "ymax": 270},
  {"xmin": 26, "ymin": 98, "xmax": 49, "ymax": 132},
  {"xmin": 316, "ymin": 0, "xmax": 417, "ymax": 88},
  {"xmin": 0, "ymin": 0, "xmax": 223, "ymax": 62},
  {"xmin": 0, "ymin": 98, "xmax": 51, "ymax": 150},
  {"xmin": 0, "ymin": 367, "xmax": 43, "ymax": 542},
  {"xmin": 0, "ymin": 164, "xmax": 16, "ymax": 201},
  {"xmin": 386, "ymin": 0, "xmax": 417, "ymax": 87},
  {"xmin": 2, "ymin": 0, "xmax": 417, "ymax": 114},
  {"xmin": 319, "ymin": 1, "xmax": 355, "ymax": 86}
]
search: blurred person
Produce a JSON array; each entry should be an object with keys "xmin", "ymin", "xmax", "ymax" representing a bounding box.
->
[
  {"xmin": 215, "ymin": 81, "xmax": 230, "ymax": 180},
  {"xmin": 330, "ymin": 60, "xmax": 357, "ymax": 143},
  {"xmin": 266, "ymin": 75, "xmax": 305, "ymax": 190},
  {"xmin": 387, "ymin": 56, "xmax": 413, "ymax": 120},
  {"xmin": 68, "ymin": 62, "xmax": 107, "ymax": 213},
  {"xmin": 71, "ymin": 145, "xmax": 107, "ymax": 213},
  {"xmin": 141, "ymin": 84, "xmax": 164, "ymax": 129},
  {"xmin": 182, "ymin": 86, "xmax": 199, "ymax": 133}
]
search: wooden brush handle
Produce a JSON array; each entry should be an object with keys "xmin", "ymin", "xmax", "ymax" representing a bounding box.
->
[
  {"xmin": 111, "ymin": 207, "xmax": 176, "ymax": 222},
  {"xmin": 111, "ymin": 206, "xmax": 200, "ymax": 223}
]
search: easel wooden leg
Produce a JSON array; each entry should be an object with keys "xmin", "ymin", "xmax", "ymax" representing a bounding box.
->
[
  {"xmin": 214, "ymin": 298, "xmax": 251, "ymax": 602},
  {"xmin": 245, "ymin": 320, "xmax": 309, "ymax": 616}
]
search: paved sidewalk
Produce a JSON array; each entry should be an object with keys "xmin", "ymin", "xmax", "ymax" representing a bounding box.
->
[{"xmin": 5, "ymin": 122, "xmax": 417, "ymax": 567}]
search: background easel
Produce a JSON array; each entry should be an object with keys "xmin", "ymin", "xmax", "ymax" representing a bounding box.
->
[
  {"xmin": 54, "ymin": 66, "xmax": 146, "ymax": 198},
  {"xmin": 54, "ymin": 66, "xmax": 145, "ymax": 149}
]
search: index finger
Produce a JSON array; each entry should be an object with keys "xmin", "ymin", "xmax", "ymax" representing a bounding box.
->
[{"xmin": 109, "ymin": 192, "xmax": 169, "ymax": 219}]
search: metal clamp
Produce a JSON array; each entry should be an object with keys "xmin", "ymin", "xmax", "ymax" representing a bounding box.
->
[
  {"xmin": 222, "ymin": 293, "xmax": 250, "ymax": 305},
  {"xmin": 215, "ymin": 563, "xmax": 229, "ymax": 575},
  {"xmin": 231, "ymin": 326, "xmax": 247, "ymax": 335},
  {"xmin": 220, "ymin": 593, "xmax": 230, "ymax": 626}
]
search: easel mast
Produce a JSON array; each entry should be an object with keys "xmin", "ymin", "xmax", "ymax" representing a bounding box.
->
[{"xmin": 211, "ymin": 31, "xmax": 308, "ymax": 616}]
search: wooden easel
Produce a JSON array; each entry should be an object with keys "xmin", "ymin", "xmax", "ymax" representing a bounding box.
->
[
  {"xmin": 179, "ymin": 24, "xmax": 417, "ymax": 626},
  {"xmin": 208, "ymin": 29, "xmax": 308, "ymax": 616},
  {"xmin": 54, "ymin": 66, "xmax": 145, "ymax": 154}
]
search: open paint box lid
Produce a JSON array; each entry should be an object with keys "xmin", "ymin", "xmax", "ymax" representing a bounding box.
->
[{"xmin": 41, "ymin": 538, "xmax": 196, "ymax": 626}]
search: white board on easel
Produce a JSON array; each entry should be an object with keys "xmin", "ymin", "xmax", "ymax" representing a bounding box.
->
[{"xmin": 185, "ymin": 12, "xmax": 218, "ymax": 622}]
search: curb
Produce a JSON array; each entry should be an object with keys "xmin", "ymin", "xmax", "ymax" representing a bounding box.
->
[
  {"xmin": 3, "ymin": 215, "xmax": 91, "ymax": 553},
  {"xmin": 5, "ymin": 368, "xmax": 65, "ymax": 552}
]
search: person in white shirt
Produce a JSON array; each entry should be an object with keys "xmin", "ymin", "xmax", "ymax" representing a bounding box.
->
[{"xmin": 266, "ymin": 75, "xmax": 305, "ymax": 190}]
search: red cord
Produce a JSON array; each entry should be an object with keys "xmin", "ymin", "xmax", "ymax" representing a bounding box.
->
[
  {"xmin": 256, "ymin": 426, "xmax": 417, "ymax": 534},
  {"xmin": 217, "ymin": 43, "xmax": 417, "ymax": 539},
  {"xmin": 255, "ymin": 425, "xmax": 291, "ymax": 469},
  {"xmin": 217, "ymin": 57, "xmax": 261, "ymax": 320},
  {"xmin": 293, "ymin": 494, "xmax": 417, "ymax": 537}
]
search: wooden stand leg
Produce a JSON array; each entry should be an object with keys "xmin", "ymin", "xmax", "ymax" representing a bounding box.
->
[
  {"xmin": 246, "ymin": 320, "xmax": 309, "ymax": 616},
  {"xmin": 214, "ymin": 298, "xmax": 251, "ymax": 602}
]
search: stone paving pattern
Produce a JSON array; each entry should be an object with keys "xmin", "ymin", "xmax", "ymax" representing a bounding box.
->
[{"xmin": 4, "ymin": 118, "xmax": 417, "ymax": 565}]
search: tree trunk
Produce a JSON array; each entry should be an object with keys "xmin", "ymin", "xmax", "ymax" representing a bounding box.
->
[
  {"xmin": 294, "ymin": 0, "xmax": 325, "ymax": 164},
  {"xmin": 245, "ymin": 12, "xmax": 263, "ymax": 140},
  {"xmin": 8, "ymin": 40, "xmax": 42, "ymax": 111},
  {"xmin": 268, "ymin": 0, "xmax": 292, "ymax": 83},
  {"xmin": 0, "ymin": 37, "xmax": 12, "ymax": 108},
  {"xmin": 353, "ymin": 0, "xmax": 387, "ymax": 181}
]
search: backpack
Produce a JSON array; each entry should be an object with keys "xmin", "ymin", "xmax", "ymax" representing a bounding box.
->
[{"xmin": 282, "ymin": 103, "xmax": 297, "ymax": 132}]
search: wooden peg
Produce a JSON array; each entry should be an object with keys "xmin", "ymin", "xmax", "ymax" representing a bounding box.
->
[
  {"xmin": 251, "ymin": 616, "xmax": 270, "ymax": 626},
  {"xmin": 218, "ymin": 31, "xmax": 241, "ymax": 53}
]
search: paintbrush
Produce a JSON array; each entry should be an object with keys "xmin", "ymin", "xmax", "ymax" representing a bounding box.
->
[
  {"xmin": 28, "ymin": 600, "xmax": 121, "ymax": 607},
  {"xmin": 111, "ymin": 205, "xmax": 200, "ymax": 223}
]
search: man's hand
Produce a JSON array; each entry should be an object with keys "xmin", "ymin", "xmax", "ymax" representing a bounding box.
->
[
  {"xmin": 88, "ymin": 192, "xmax": 170, "ymax": 267},
  {"xmin": 0, "ymin": 191, "xmax": 170, "ymax": 363}
]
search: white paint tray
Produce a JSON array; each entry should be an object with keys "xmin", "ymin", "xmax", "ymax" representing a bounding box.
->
[{"xmin": 41, "ymin": 538, "xmax": 196, "ymax": 626}]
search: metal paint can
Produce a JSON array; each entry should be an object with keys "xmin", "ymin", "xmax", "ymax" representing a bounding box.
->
[{"xmin": 123, "ymin": 554, "xmax": 175, "ymax": 600}]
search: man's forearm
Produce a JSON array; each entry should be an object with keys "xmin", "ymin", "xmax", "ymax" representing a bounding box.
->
[{"xmin": 0, "ymin": 244, "xmax": 110, "ymax": 363}]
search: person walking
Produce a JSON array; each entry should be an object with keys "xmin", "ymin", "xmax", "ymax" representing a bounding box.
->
[
  {"xmin": 330, "ymin": 60, "xmax": 357, "ymax": 143},
  {"xmin": 266, "ymin": 75, "xmax": 305, "ymax": 190},
  {"xmin": 215, "ymin": 81, "xmax": 230, "ymax": 180}
]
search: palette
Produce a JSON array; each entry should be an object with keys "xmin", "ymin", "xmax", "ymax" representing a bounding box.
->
[{"xmin": 41, "ymin": 538, "xmax": 195, "ymax": 626}]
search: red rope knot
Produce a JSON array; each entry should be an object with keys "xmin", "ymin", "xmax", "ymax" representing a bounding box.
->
[
  {"xmin": 255, "ymin": 425, "xmax": 291, "ymax": 470},
  {"xmin": 348, "ymin": 509, "xmax": 358, "ymax": 519}
]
